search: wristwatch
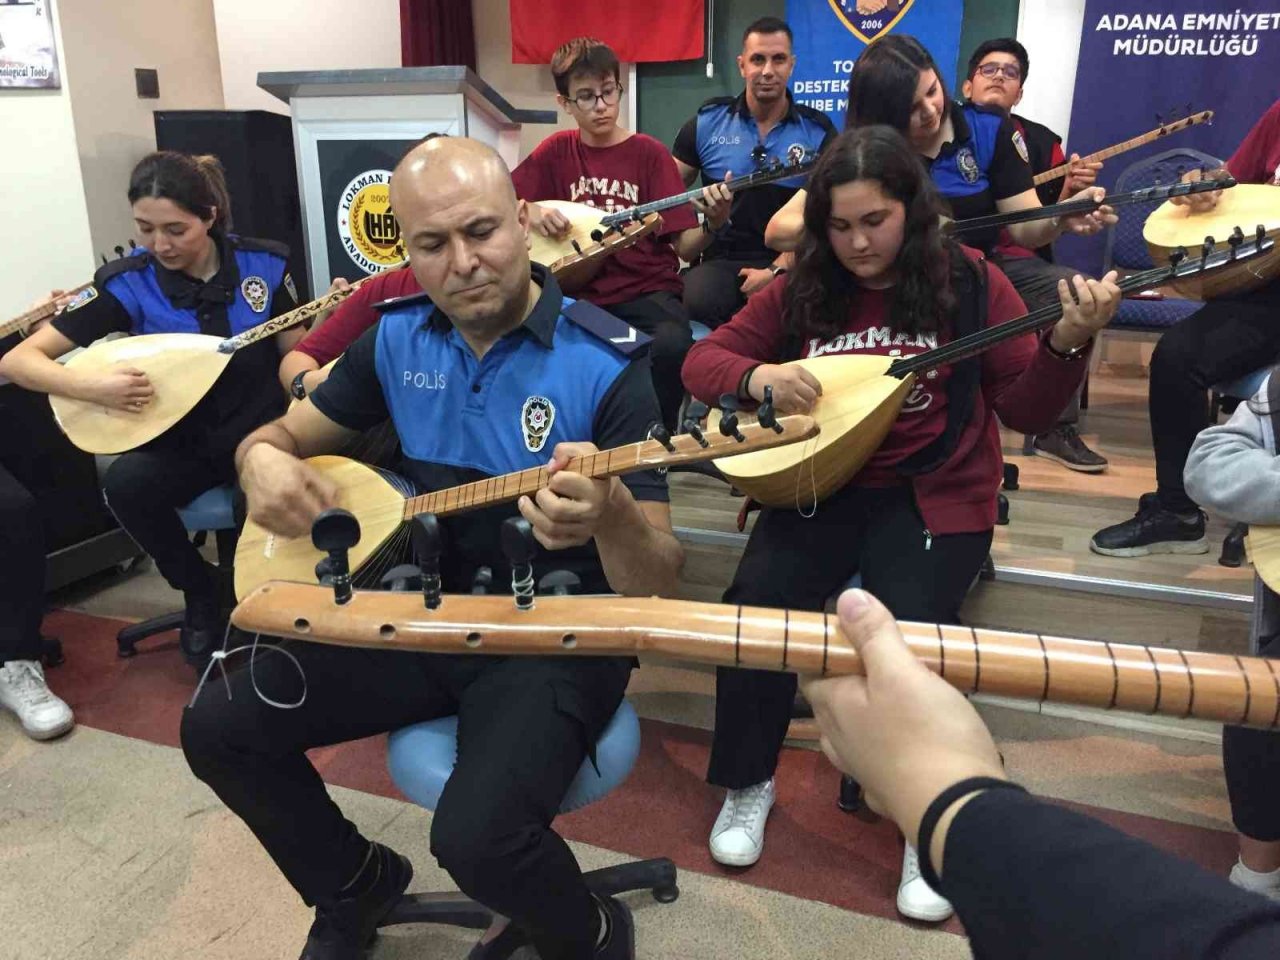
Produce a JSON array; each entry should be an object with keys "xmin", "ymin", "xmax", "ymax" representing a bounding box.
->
[
  {"xmin": 770, "ymin": 265, "xmax": 788, "ymax": 278},
  {"xmin": 1045, "ymin": 336, "xmax": 1091, "ymax": 361},
  {"xmin": 290, "ymin": 370, "xmax": 309, "ymax": 400}
]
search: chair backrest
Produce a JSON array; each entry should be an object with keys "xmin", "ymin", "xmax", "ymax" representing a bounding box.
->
[{"xmin": 1103, "ymin": 147, "xmax": 1224, "ymax": 272}]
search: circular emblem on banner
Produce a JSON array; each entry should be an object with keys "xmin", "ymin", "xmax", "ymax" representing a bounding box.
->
[
  {"xmin": 521, "ymin": 395, "xmax": 556, "ymax": 453},
  {"xmin": 1011, "ymin": 130, "xmax": 1030, "ymax": 164},
  {"xmin": 956, "ymin": 147, "xmax": 980, "ymax": 184},
  {"xmin": 241, "ymin": 276, "xmax": 269, "ymax": 313},
  {"xmin": 337, "ymin": 170, "xmax": 406, "ymax": 273}
]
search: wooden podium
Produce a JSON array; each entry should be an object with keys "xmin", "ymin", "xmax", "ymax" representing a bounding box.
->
[{"xmin": 258, "ymin": 67, "xmax": 556, "ymax": 288}]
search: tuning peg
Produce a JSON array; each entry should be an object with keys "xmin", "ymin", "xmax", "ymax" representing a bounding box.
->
[
  {"xmin": 500, "ymin": 517, "xmax": 537, "ymax": 610},
  {"xmin": 1155, "ymin": 112, "xmax": 1164, "ymax": 126},
  {"xmin": 128, "ymin": 239, "xmax": 137, "ymax": 249},
  {"xmin": 757, "ymin": 386, "xmax": 785, "ymax": 434},
  {"xmin": 380, "ymin": 564, "xmax": 422, "ymax": 592},
  {"xmin": 1229, "ymin": 226, "xmax": 1245, "ymax": 260},
  {"xmin": 311, "ymin": 508, "xmax": 361, "ymax": 604},
  {"xmin": 1258, "ymin": 225, "xmax": 1268, "ymax": 246},
  {"xmin": 682, "ymin": 399, "xmax": 710, "ymax": 448},
  {"xmin": 1168, "ymin": 247, "xmax": 1187, "ymax": 269},
  {"xmin": 717, "ymin": 393, "xmax": 746, "ymax": 442},
  {"xmin": 470, "ymin": 566, "xmax": 493, "ymax": 595},
  {"xmin": 648, "ymin": 422, "xmax": 676, "ymax": 453},
  {"xmin": 410, "ymin": 512, "xmax": 443, "ymax": 609},
  {"xmin": 538, "ymin": 570, "xmax": 582, "ymax": 596},
  {"xmin": 101, "ymin": 254, "xmax": 109, "ymax": 265},
  {"xmin": 684, "ymin": 399, "xmax": 709, "ymax": 422},
  {"xmin": 682, "ymin": 416, "xmax": 711, "ymax": 448}
]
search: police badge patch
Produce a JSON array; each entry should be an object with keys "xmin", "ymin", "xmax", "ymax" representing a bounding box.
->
[
  {"xmin": 63, "ymin": 286, "xmax": 99, "ymax": 313},
  {"xmin": 956, "ymin": 147, "xmax": 980, "ymax": 184},
  {"xmin": 241, "ymin": 276, "xmax": 269, "ymax": 313},
  {"xmin": 522, "ymin": 395, "xmax": 556, "ymax": 453},
  {"xmin": 1011, "ymin": 130, "xmax": 1030, "ymax": 164}
]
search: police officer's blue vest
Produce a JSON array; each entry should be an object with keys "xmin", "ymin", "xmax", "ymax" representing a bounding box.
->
[
  {"xmin": 930, "ymin": 103, "xmax": 1005, "ymax": 203},
  {"xmin": 693, "ymin": 96, "xmax": 832, "ymax": 190},
  {"xmin": 103, "ymin": 243, "xmax": 286, "ymax": 337}
]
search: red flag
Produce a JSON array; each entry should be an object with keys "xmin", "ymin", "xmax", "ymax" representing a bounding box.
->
[{"xmin": 509, "ymin": 0, "xmax": 704, "ymax": 64}]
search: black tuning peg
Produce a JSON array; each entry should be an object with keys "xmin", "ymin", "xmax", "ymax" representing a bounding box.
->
[
  {"xmin": 648, "ymin": 422, "xmax": 676, "ymax": 453},
  {"xmin": 1168, "ymin": 246, "xmax": 1187, "ymax": 269},
  {"xmin": 311, "ymin": 508, "xmax": 361, "ymax": 604},
  {"xmin": 1229, "ymin": 226, "xmax": 1245, "ymax": 259},
  {"xmin": 538, "ymin": 570, "xmax": 582, "ymax": 596},
  {"xmin": 757, "ymin": 386, "xmax": 784, "ymax": 433},
  {"xmin": 114, "ymin": 245, "xmax": 125, "ymax": 259},
  {"xmin": 380, "ymin": 564, "xmax": 422, "ymax": 592},
  {"xmin": 128, "ymin": 239, "xmax": 137, "ymax": 249},
  {"xmin": 1155, "ymin": 112, "xmax": 1164, "ymax": 127},
  {"xmin": 410, "ymin": 512, "xmax": 443, "ymax": 609},
  {"xmin": 684, "ymin": 399, "xmax": 709, "ymax": 422},
  {"xmin": 681, "ymin": 401, "xmax": 710, "ymax": 448},
  {"xmin": 100, "ymin": 253, "xmax": 109, "ymax": 265},
  {"xmin": 717, "ymin": 393, "xmax": 746, "ymax": 442},
  {"xmin": 470, "ymin": 566, "xmax": 493, "ymax": 594},
  {"xmin": 500, "ymin": 516, "xmax": 537, "ymax": 609},
  {"xmin": 1258, "ymin": 225, "xmax": 1268, "ymax": 246},
  {"xmin": 1203, "ymin": 235, "xmax": 1216, "ymax": 257}
]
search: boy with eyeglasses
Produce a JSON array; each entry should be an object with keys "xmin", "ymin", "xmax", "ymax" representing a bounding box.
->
[
  {"xmin": 962, "ymin": 37, "xmax": 1109, "ymax": 473},
  {"xmin": 512, "ymin": 37, "xmax": 730, "ymax": 431}
]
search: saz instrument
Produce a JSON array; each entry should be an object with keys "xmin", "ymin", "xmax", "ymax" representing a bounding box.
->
[
  {"xmin": 949, "ymin": 176, "xmax": 1232, "ymax": 237},
  {"xmin": 1032, "ymin": 110, "xmax": 1214, "ymax": 187},
  {"xmin": 50, "ymin": 275, "xmax": 375, "ymax": 455},
  {"xmin": 528, "ymin": 149, "xmax": 818, "ymax": 268},
  {"xmin": 1248, "ymin": 527, "xmax": 1280, "ymax": 593},
  {"xmin": 231, "ymin": 585, "xmax": 1280, "ymax": 731},
  {"xmin": 534, "ymin": 207, "xmax": 664, "ymax": 290},
  {"xmin": 1144, "ymin": 182, "xmax": 1280, "ymax": 299},
  {"xmin": 233, "ymin": 414, "xmax": 820, "ymax": 599},
  {"xmin": 708, "ymin": 233, "xmax": 1274, "ymax": 507},
  {"xmin": 1, "ymin": 283, "xmax": 93, "ymax": 342}
]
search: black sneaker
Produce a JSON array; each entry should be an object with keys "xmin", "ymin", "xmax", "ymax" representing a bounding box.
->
[
  {"xmin": 1032, "ymin": 425, "xmax": 1108, "ymax": 473},
  {"xmin": 300, "ymin": 842, "xmax": 414, "ymax": 960},
  {"xmin": 1090, "ymin": 493, "xmax": 1209, "ymax": 557}
]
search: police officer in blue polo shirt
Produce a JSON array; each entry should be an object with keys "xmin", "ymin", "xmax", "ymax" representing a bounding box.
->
[
  {"xmin": 181, "ymin": 137, "xmax": 683, "ymax": 960},
  {"xmin": 0, "ymin": 152, "xmax": 303, "ymax": 666},
  {"xmin": 672, "ymin": 15, "xmax": 836, "ymax": 331}
]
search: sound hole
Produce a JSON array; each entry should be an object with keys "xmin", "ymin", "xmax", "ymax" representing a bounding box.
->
[
  {"xmin": 465, "ymin": 632, "xmax": 482, "ymax": 648},
  {"xmin": 561, "ymin": 633, "xmax": 577, "ymax": 649},
  {"xmin": 379, "ymin": 624, "xmax": 396, "ymax": 640},
  {"xmin": 293, "ymin": 618, "xmax": 311, "ymax": 634}
]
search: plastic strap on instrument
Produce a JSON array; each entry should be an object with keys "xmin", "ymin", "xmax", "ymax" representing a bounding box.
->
[{"xmin": 188, "ymin": 623, "xmax": 308, "ymax": 711}]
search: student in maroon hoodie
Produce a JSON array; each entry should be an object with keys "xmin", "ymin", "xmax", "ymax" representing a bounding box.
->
[{"xmin": 681, "ymin": 125, "xmax": 1120, "ymax": 922}]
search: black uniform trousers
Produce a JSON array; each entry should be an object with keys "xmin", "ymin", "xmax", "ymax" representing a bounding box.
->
[
  {"xmin": 1150, "ymin": 282, "xmax": 1280, "ymax": 514},
  {"xmin": 605, "ymin": 291, "xmax": 693, "ymax": 431},
  {"xmin": 0, "ymin": 463, "xmax": 46, "ymax": 665},
  {"xmin": 708, "ymin": 484, "xmax": 993, "ymax": 789},
  {"xmin": 100, "ymin": 448, "xmax": 237, "ymax": 599},
  {"xmin": 1224, "ymin": 633, "xmax": 1280, "ymax": 842},
  {"xmin": 181, "ymin": 640, "xmax": 632, "ymax": 960},
  {"xmin": 681, "ymin": 254, "xmax": 775, "ymax": 331}
]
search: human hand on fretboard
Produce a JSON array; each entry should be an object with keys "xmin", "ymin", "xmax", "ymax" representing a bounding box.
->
[{"xmin": 1172, "ymin": 166, "xmax": 1228, "ymax": 213}]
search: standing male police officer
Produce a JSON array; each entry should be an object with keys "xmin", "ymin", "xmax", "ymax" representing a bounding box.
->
[{"xmin": 181, "ymin": 137, "xmax": 683, "ymax": 960}]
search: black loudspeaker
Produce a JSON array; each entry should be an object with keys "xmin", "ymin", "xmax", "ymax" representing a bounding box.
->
[{"xmin": 154, "ymin": 110, "xmax": 311, "ymax": 299}]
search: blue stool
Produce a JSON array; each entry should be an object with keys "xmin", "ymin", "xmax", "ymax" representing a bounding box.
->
[
  {"xmin": 116, "ymin": 484, "xmax": 239, "ymax": 658},
  {"xmin": 379, "ymin": 701, "xmax": 678, "ymax": 952}
]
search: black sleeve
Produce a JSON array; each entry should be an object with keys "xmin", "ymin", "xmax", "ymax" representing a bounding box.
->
[
  {"xmin": 671, "ymin": 116, "xmax": 702, "ymax": 173},
  {"xmin": 988, "ymin": 115, "xmax": 1036, "ymax": 202},
  {"xmin": 307, "ymin": 323, "xmax": 389, "ymax": 431},
  {"xmin": 269, "ymin": 266, "xmax": 301, "ymax": 320},
  {"xmin": 591, "ymin": 357, "xmax": 668, "ymax": 503},
  {"xmin": 942, "ymin": 788, "xmax": 1280, "ymax": 960},
  {"xmin": 51, "ymin": 286, "xmax": 133, "ymax": 348}
]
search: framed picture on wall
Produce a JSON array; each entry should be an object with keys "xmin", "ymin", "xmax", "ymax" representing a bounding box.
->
[{"xmin": 0, "ymin": 0, "xmax": 60, "ymax": 90}]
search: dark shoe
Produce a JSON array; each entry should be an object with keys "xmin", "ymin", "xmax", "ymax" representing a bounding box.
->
[
  {"xmin": 465, "ymin": 921, "xmax": 530, "ymax": 960},
  {"xmin": 594, "ymin": 895, "xmax": 635, "ymax": 959},
  {"xmin": 300, "ymin": 842, "xmax": 413, "ymax": 960},
  {"xmin": 1090, "ymin": 493, "xmax": 1209, "ymax": 557},
  {"xmin": 179, "ymin": 592, "xmax": 224, "ymax": 668},
  {"xmin": 1032, "ymin": 425, "xmax": 1108, "ymax": 473}
]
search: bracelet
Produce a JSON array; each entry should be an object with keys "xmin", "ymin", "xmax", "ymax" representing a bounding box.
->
[
  {"xmin": 741, "ymin": 364, "xmax": 760, "ymax": 400},
  {"xmin": 916, "ymin": 777, "xmax": 1027, "ymax": 892},
  {"xmin": 1044, "ymin": 334, "xmax": 1092, "ymax": 361}
]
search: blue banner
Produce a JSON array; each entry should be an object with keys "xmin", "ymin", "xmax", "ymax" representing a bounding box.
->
[
  {"xmin": 785, "ymin": 0, "xmax": 964, "ymax": 130},
  {"xmin": 1058, "ymin": 2, "xmax": 1280, "ymax": 272}
]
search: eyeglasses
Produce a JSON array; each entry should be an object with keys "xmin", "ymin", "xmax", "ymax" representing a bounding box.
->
[
  {"xmin": 568, "ymin": 84, "xmax": 623, "ymax": 110},
  {"xmin": 976, "ymin": 62, "xmax": 1021, "ymax": 81}
]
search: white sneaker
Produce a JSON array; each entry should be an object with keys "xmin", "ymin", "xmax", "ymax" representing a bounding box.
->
[
  {"xmin": 1229, "ymin": 859, "xmax": 1280, "ymax": 901},
  {"xmin": 896, "ymin": 844, "xmax": 954, "ymax": 922},
  {"xmin": 709, "ymin": 778, "xmax": 775, "ymax": 866},
  {"xmin": 0, "ymin": 660, "xmax": 74, "ymax": 741}
]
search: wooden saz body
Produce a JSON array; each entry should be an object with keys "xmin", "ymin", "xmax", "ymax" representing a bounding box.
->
[
  {"xmin": 1144, "ymin": 184, "xmax": 1280, "ymax": 299},
  {"xmin": 234, "ymin": 456, "xmax": 407, "ymax": 599},
  {"xmin": 50, "ymin": 333, "xmax": 230, "ymax": 454},
  {"xmin": 707, "ymin": 355, "xmax": 915, "ymax": 507},
  {"xmin": 1246, "ymin": 525, "xmax": 1280, "ymax": 594},
  {"xmin": 527, "ymin": 200, "xmax": 661, "ymax": 287}
]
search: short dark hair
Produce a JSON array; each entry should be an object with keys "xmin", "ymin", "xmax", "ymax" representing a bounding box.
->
[
  {"xmin": 742, "ymin": 16, "xmax": 793, "ymax": 47},
  {"xmin": 550, "ymin": 37, "xmax": 621, "ymax": 97},
  {"xmin": 845, "ymin": 34, "xmax": 949, "ymax": 133},
  {"xmin": 966, "ymin": 38, "xmax": 1029, "ymax": 82}
]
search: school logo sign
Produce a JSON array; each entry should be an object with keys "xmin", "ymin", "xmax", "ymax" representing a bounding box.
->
[
  {"xmin": 336, "ymin": 170, "xmax": 406, "ymax": 273},
  {"xmin": 829, "ymin": 0, "xmax": 915, "ymax": 44}
]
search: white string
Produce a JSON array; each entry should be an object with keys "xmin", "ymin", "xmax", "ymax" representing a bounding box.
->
[
  {"xmin": 793, "ymin": 435, "xmax": 819, "ymax": 519},
  {"xmin": 188, "ymin": 622, "xmax": 308, "ymax": 711},
  {"xmin": 512, "ymin": 565, "xmax": 536, "ymax": 605}
]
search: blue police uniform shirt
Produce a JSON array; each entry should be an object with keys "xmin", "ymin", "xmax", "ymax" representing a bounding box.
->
[
  {"xmin": 310, "ymin": 265, "xmax": 668, "ymax": 595},
  {"xmin": 54, "ymin": 231, "xmax": 297, "ymax": 456},
  {"xmin": 673, "ymin": 91, "xmax": 836, "ymax": 261},
  {"xmin": 927, "ymin": 101, "xmax": 1034, "ymax": 253}
]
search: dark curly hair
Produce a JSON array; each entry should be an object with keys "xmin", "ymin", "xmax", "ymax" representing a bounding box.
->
[{"xmin": 784, "ymin": 125, "xmax": 957, "ymax": 343}]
